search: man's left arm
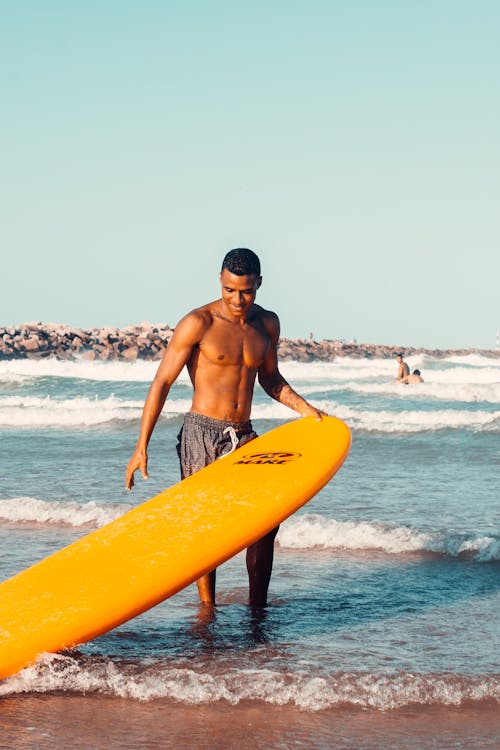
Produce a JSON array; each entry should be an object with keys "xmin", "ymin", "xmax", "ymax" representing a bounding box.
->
[{"xmin": 257, "ymin": 313, "xmax": 326, "ymax": 420}]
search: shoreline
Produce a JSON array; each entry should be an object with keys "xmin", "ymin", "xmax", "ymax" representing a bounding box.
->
[
  {"xmin": 1, "ymin": 694, "xmax": 499, "ymax": 750},
  {"xmin": 1, "ymin": 322, "xmax": 499, "ymax": 362}
]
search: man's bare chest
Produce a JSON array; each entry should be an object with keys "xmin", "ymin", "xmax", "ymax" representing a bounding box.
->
[{"xmin": 198, "ymin": 322, "xmax": 269, "ymax": 368}]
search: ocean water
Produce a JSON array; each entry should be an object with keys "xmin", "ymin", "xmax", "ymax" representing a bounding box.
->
[{"xmin": 0, "ymin": 353, "xmax": 499, "ymax": 747}]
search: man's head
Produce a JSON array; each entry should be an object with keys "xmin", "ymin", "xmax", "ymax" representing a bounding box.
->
[
  {"xmin": 221, "ymin": 248, "xmax": 261, "ymax": 277},
  {"xmin": 396, "ymin": 353, "xmax": 403, "ymax": 362},
  {"xmin": 413, "ymin": 369, "xmax": 421, "ymax": 376},
  {"xmin": 220, "ymin": 248, "xmax": 262, "ymax": 318}
]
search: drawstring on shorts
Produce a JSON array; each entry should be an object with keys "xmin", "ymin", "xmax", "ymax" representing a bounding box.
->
[{"xmin": 220, "ymin": 425, "xmax": 240, "ymax": 457}]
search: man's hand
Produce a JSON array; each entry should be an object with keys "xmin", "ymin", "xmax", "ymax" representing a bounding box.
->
[
  {"xmin": 125, "ymin": 449, "xmax": 149, "ymax": 490},
  {"xmin": 301, "ymin": 404, "xmax": 328, "ymax": 422}
]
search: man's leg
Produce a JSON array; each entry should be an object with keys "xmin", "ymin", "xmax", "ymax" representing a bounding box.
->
[
  {"xmin": 179, "ymin": 415, "xmax": 260, "ymax": 606},
  {"xmin": 246, "ymin": 526, "xmax": 279, "ymax": 607},
  {"xmin": 196, "ymin": 570, "xmax": 216, "ymax": 605},
  {"xmin": 177, "ymin": 415, "xmax": 220, "ymax": 605}
]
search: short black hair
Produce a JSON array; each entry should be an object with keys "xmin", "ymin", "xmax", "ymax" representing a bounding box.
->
[
  {"xmin": 221, "ymin": 248, "xmax": 261, "ymax": 276},
  {"xmin": 413, "ymin": 369, "xmax": 421, "ymax": 376}
]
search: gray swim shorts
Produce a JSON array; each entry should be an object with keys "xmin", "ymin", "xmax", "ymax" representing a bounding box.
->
[{"xmin": 176, "ymin": 412, "xmax": 258, "ymax": 479}]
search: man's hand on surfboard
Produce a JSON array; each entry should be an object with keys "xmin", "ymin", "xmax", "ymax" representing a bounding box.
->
[
  {"xmin": 300, "ymin": 404, "xmax": 328, "ymax": 421},
  {"xmin": 125, "ymin": 449, "xmax": 149, "ymax": 490}
]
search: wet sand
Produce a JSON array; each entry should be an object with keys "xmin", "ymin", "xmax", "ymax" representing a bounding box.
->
[{"xmin": 1, "ymin": 695, "xmax": 499, "ymax": 749}]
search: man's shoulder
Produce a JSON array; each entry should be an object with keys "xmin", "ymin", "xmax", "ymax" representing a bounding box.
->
[
  {"xmin": 251, "ymin": 305, "xmax": 279, "ymax": 335},
  {"xmin": 185, "ymin": 302, "xmax": 214, "ymax": 322},
  {"xmin": 175, "ymin": 304, "xmax": 214, "ymax": 339},
  {"xmin": 252, "ymin": 304, "xmax": 278, "ymax": 322},
  {"xmin": 253, "ymin": 302, "xmax": 278, "ymax": 320}
]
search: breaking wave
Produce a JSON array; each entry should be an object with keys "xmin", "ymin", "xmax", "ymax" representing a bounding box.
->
[
  {"xmin": 2, "ymin": 653, "xmax": 498, "ymax": 710},
  {"xmin": 322, "ymin": 403, "xmax": 500, "ymax": 433},
  {"xmin": 277, "ymin": 515, "xmax": 500, "ymax": 562},
  {"xmin": 300, "ymin": 381, "xmax": 500, "ymax": 404},
  {"xmin": 1, "ymin": 354, "xmax": 498, "ymax": 387},
  {"xmin": 0, "ymin": 497, "xmax": 130, "ymax": 527},
  {"xmin": 1, "ymin": 499, "xmax": 498, "ymax": 563},
  {"xmin": 0, "ymin": 395, "xmax": 192, "ymax": 427},
  {"xmin": 0, "ymin": 358, "xmax": 171, "ymax": 384}
]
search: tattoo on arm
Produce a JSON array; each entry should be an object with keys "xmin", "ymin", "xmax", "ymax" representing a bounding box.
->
[
  {"xmin": 270, "ymin": 381, "xmax": 285, "ymax": 399},
  {"xmin": 277, "ymin": 385, "xmax": 305, "ymax": 411},
  {"xmin": 265, "ymin": 376, "xmax": 305, "ymax": 410}
]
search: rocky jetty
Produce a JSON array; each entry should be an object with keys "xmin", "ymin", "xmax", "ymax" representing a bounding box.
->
[
  {"xmin": 277, "ymin": 338, "xmax": 500, "ymax": 361},
  {"xmin": 0, "ymin": 323, "xmax": 498, "ymax": 362},
  {"xmin": 0, "ymin": 322, "xmax": 173, "ymax": 362}
]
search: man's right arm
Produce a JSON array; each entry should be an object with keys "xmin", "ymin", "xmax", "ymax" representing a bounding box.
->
[
  {"xmin": 125, "ymin": 311, "xmax": 206, "ymax": 490},
  {"xmin": 257, "ymin": 311, "xmax": 326, "ymax": 420}
]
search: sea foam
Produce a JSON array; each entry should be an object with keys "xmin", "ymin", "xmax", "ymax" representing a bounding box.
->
[
  {"xmin": 277, "ymin": 515, "xmax": 500, "ymax": 561},
  {"xmin": 1, "ymin": 393, "xmax": 497, "ymax": 432},
  {"xmin": 1, "ymin": 353, "xmax": 497, "ymax": 387},
  {"xmin": 299, "ymin": 381, "xmax": 500, "ymax": 404},
  {"xmin": 2, "ymin": 653, "xmax": 498, "ymax": 710},
  {"xmin": 0, "ymin": 497, "xmax": 130, "ymax": 527},
  {"xmin": 0, "ymin": 358, "xmax": 188, "ymax": 384},
  {"xmin": 2, "ymin": 499, "xmax": 498, "ymax": 562},
  {"xmin": 0, "ymin": 395, "xmax": 192, "ymax": 427}
]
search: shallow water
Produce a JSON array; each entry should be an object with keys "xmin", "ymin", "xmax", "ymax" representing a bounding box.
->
[
  {"xmin": 2, "ymin": 695, "xmax": 500, "ymax": 750},
  {"xmin": 0, "ymin": 353, "xmax": 499, "ymax": 746}
]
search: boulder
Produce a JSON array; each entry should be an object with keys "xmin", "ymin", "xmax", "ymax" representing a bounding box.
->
[{"xmin": 121, "ymin": 346, "xmax": 139, "ymax": 361}]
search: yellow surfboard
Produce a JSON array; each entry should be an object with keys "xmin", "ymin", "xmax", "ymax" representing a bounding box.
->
[{"xmin": 0, "ymin": 416, "xmax": 350, "ymax": 679}]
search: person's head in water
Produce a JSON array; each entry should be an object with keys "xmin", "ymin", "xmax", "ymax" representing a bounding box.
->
[
  {"xmin": 221, "ymin": 248, "xmax": 261, "ymax": 277},
  {"xmin": 220, "ymin": 248, "xmax": 262, "ymax": 318},
  {"xmin": 413, "ymin": 369, "xmax": 421, "ymax": 376},
  {"xmin": 396, "ymin": 353, "xmax": 404, "ymax": 362}
]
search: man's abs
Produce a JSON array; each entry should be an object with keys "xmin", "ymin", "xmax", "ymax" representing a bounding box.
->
[
  {"xmin": 189, "ymin": 360, "xmax": 258, "ymax": 422},
  {"xmin": 186, "ymin": 313, "xmax": 270, "ymax": 422}
]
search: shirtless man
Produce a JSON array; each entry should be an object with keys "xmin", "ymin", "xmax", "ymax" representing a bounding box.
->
[
  {"xmin": 125, "ymin": 248, "xmax": 325, "ymax": 607},
  {"xmin": 394, "ymin": 353, "xmax": 410, "ymax": 382}
]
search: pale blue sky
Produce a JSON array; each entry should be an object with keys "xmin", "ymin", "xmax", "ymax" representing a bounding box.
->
[{"xmin": 1, "ymin": 1, "xmax": 499, "ymax": 348}]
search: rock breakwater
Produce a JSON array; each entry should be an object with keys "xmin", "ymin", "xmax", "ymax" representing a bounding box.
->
[
  {"xmin": 277, "ymin": 339, "xmax": 500, "ymax": 360},
  {"xmin": 1, "ymin": 323, "xmax": 498, "ymax": 362},
  {"xmin": 0, "ymin": 322, "xmax": 173, "ymax": 362}
]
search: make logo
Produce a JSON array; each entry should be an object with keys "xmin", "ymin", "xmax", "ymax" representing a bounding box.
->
[{"xmin": 234, "ymin": 451, "xmax": 302, "ymax": 465}]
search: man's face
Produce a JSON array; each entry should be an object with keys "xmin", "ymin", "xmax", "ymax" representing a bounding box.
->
[{"xmin": 220, "ymin": 269, "xmax": 261, "ymax": 318}]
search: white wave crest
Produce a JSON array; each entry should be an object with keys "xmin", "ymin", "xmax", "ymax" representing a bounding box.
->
[
  {"xmin": 249, "ymin": 399, "xmax": 500, "ymax": 432},
  {"xmin": 2, "ymin": 500, "xmax": 498, "ymax": 562},
  {"xmin": 283, "ymin": 355, "xmax": 500, "ymax": 382},
  {"xmin": 1, "ymin": 393, "xmax": 496, "ymax": 432},
  {"xmin": 301, "ymin": 381, "xmax": 500, "ymax": 404},
  {"xmin": 278, "ymin": 515, "xmax": 500, "ymax": 561},
  {"xmin": 2, "ymin": 654, "xmax": 498, "ymax": 710},
  {"xmin": 444, "ymin": 354, "xmax": 500, "ymax": 367},
  {"xmin": 0, "ymin": 497, "xmax": 130, "ymax": 527},
  {"xmin": 320, "ymin": 403, "xmax": 500, "ymax": 433},
  {"xmin": 0, "ymin": 371, "xmax": 32, "ymax": 385},
  {"xmin": 0, "ymin": 359, "xmax": 191, "ymax": 384},
  {"xmin": 278, "ymin": 515, "xmax": 429, "ymax": 553},
  {"xmin": 281, "ymin": 359, "xmax": 398, "ymax": 382},
  {"xmin": 420, "ymin": 367, "xmax": 500, "ymax": 387},
  {"xmin": 1, "ymin": 354, "xmax": 498, "ymax": 387},
  {"xmin": 0, "ymin": 395, "xmax": 192, "ymax": 427}
]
